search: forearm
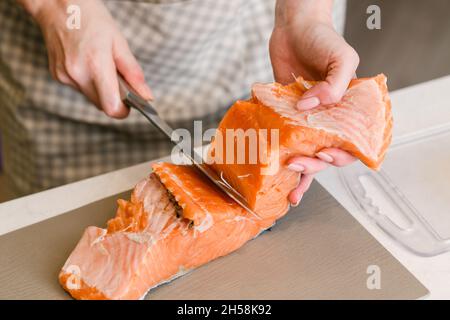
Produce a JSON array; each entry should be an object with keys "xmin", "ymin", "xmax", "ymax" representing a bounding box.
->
[{"xmin": 274, "ymin": 0, "xmax": 334, "ymax": 27}]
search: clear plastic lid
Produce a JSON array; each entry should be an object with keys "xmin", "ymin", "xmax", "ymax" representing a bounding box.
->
[{"xmin": 340, "ymin": 124, "xmax": 450, "ymax": 256}]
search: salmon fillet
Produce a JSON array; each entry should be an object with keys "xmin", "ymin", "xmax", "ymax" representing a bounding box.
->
[
  {"xmin": 59, "ymin": 75, "xmax": 392, "ymax": 299},
  {"xmin": 209, "ymin": 74, "xmax": 392, "ymax": 218},
  {"xmin": 60, "ymin": 165, "xmax": 271, "ymax": 299}
]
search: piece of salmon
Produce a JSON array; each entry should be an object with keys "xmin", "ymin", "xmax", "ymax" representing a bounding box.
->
[
  {"xmin": 59, "ymin": 164, "xmax": 272, "ymax": 300},
  {"xmin": 208, "ymin": 74, "xmax": 392, "ymax": 219},
  {"xmin": 59, "ymin": 75, "xmax": 392, "ymax": 299}
]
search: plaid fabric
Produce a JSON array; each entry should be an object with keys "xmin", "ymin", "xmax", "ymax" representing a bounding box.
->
[{"xmin": 0, "ymin": 0, "xmax": 346, "ymax": 195}]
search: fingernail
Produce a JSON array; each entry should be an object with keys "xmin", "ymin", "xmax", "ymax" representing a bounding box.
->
[
  {"xmin": 316, "ymin": 151, "xmax": 334, "ymax": 163},
  {"xmin": 297, "ymin": 96, "xmax": 320, "ymax": 110},
  {"xmin": 140, "ymin": 83, "xmax": 154, "ymax": 100},
  {"xmin": 287, "ymin": 163, "xmax": 305, "ymax": 172},
  {"xmin": 292, "ymin": 194, "xmax": 303, "ymax": 207}
]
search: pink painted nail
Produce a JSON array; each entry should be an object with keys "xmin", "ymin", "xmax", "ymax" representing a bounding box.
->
[
  {"xmin": 297, "ymin": 96, "xmax": 320, "ymax": 110},
  {"xmin": 316, "ymin": 151, "xmax": 334, "ymax": 163},
  {"xmin": 287, "ymin": 163, "xmax": 305, "ymax": 172},
  {"xmin": 292, "ymin": 194, "xmax": 303, "ymax": 207}
]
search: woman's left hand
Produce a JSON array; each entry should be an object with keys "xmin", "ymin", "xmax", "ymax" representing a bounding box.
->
[{"xmin": 269, "ymin": 0, "xmax": 359, "ymax": 206}]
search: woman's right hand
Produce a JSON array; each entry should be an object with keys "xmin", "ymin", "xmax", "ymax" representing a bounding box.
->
[{"xmin": 21, "ymin": 0, "xmax": 153, "ymax": 118}]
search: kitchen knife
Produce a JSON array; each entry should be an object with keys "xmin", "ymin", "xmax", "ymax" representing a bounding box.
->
[{"xmin": 118, "ymin": 76, "xmax": 261, "ymax": 220}]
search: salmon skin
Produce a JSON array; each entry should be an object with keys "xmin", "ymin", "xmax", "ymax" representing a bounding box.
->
[{"xmin": 59, "ymin": 75, "xmax": 392, "ymax": 299}]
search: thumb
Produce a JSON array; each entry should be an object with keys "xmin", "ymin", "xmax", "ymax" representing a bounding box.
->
[{"xmin": 297, "ymin": 49, "xmax": 359, "ymax": 110}]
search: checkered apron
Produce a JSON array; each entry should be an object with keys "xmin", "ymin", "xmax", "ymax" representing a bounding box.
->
[{"xmin": 0, "ymin": 0, "xmax": 346, "ymax": 195}]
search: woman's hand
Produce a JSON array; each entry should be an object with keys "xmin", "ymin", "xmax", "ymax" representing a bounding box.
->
[
  {"xmin": 270, "ymin": 0, "xmax": 359, "ymax": 205},
  {"xmin": 20, "ymin": 0, "xmax": 153, "ymax": 118}
]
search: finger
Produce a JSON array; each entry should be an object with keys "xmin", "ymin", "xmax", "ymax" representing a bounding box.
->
[
  {"xmin": 91, "ymin": 53, "xmax": 129, "ymax": 119},
  {"xmin": 48, "ymin": 45, "xmax": 81, "ymax": 92},
  {"xmin": 288, "ymin": 174, "xmax": 315, "ymax": 206},
  {"xmin": 63, "ymin": 56, "xmax": 102, "ymax": 111},
  {"xmin": 297, "ymin": 47, "xmax": 359, "ymax": 110},
  {"xmin": 55, "ymin": 64, "xmax": 79, "ymax": 89},
  {"xmin": 323, "ymin": 48, "xmax": 359, "ymax": 101},
  {"xmin": 47, "ymin": 49, "xmax": 57, "ymax": 80},
  {"xmin": 72, "ymin": 67, "xmax": 102, "ymax": 111},
  {"xmin": 286, "ymin": 156, "xmax": 329, "ymax": 174},
  {"xmin": 316, "ymin": 148, "xmax": 357, "ymax": 167},
  {"xmin": 114, "ymin": 38, "xmax": 153, "ymax": 100},
  {"xmin": 79, "ymin": 79, "xmax": 102, "ymax": 111},
  {"xmin": 53, "ymin": 47, "xmax": 79, "ymax": 90},
  {"xmin": 288, "ymin": 185, "xmax": 303, "ymax": 207}
]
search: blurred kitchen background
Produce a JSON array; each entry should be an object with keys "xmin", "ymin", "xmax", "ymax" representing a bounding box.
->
[
  {"xmin": 1, "ymin": 0, "xmax": 450, "ymax": 202},
  {"xmin": 347, "ymin": 0, "xmax": 450, "ymax": 89}
]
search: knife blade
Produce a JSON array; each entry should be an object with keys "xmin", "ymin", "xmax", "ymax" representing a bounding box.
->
[{"xmin": 118, "ymin": 76, "xmax": 261, "ymax": 220}]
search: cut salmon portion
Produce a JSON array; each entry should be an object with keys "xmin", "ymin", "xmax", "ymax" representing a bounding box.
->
[
  {"xmin": 59, "ymin": 75, "xmax": 392, "ymax": 299},
  {"xmin": 59, "ymin": 164, "xmax": 271, "ymax": 300},
  {"xmin": 208, "ymin": 74, "xmax": 392, "ymax": 219}
]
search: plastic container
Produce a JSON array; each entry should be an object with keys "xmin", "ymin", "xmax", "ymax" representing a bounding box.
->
[{"xmin": 340, "ymin": 123, "xmax": 450, "ymax": 256}]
